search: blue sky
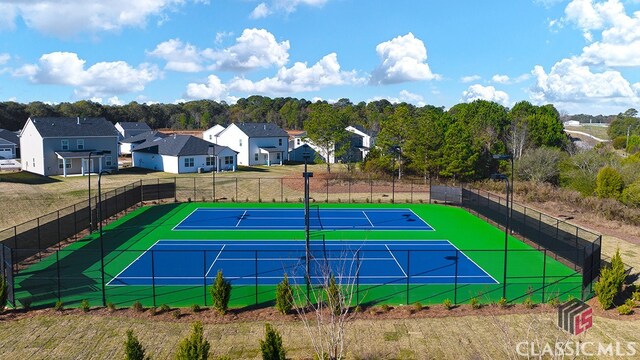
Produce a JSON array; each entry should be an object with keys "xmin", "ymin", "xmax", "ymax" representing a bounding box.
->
[{"xmin": 0, "ymin": 0, "xmax": 639, "ymax": 115}]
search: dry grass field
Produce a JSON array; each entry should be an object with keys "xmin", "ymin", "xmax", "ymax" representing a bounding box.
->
[{"xmin": 2, "ymin": 164, "xmax": 640, "ymax": 359}]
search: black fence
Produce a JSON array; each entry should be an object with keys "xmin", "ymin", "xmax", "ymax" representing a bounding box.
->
[{"xmin": 459, "ymin": 187, "xmax": 602, "ymax": 300}]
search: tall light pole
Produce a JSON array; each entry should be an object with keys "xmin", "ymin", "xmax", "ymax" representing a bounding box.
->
[
  {"xmin": 302, "ymin": 144, "xmax": 313, "ymax": 299},
  {"xmin": 493, "ymin": 153, "xmax": 514, "ymax": 223},
  {"xmin": 97, "ymin": 170, "xmax": 110, "ymax": 307},
  {"xmin": 491, "ymin": 173, "xmax": 510, "ymax": 300}
]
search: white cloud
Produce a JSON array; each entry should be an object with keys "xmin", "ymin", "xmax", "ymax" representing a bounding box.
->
[
  {"xmin": 108, "ymin": 96, "xmax": 124, "ymax": 106},
  {"xmin": 250, "ymin": 3, "xmax": 272, "ymax": 19},
  {"xmin": 215, "ymin": 31, "xmax": 233, "ymax": 44},
  {"xmin": 148, "ymin": 38, "xmax": 204, "ymax": 72},
  {"xmin": 531, "ymin": 57, "xmax": 639, "ymax": 104},
  {"xmin": 462, "ymin": 84, "xmax": 510, "ymax": 107},
  {"xmin": 370, "ymin": 33, "xmax": 439, "ymax": 85},
  {"xmin": 0, "ymin": 0, "xmax": 203, "ymax": 38},
  {"xmin": 150, "ymin": 29, "xmax": 290, "ymax": 73},
  {"xmin": 492, "ymin": 74, "xmax": 510, "ymax": 84},
  {"xmin": 461, "ymin": 75, "xmax": 481, "ymax": 83},
  {"xmin": 14, "ymin": 52, "xmax": 160, "ymax": 98},
  {"xmin": 0, "ymin": 53, "xmax": 10, "ymax": 65},
  {"xmin": 186, "ymin": 74, "xmax": 228, "ymax": 100}
]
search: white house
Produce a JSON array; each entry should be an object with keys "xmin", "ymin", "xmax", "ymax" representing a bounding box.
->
[
  {"xmin": 287, "ymin": 130, "xmax": 321, "ymax": 163},
  {"xmin": 0, "ymin": 129, "xmax": 19, "ymax": 159},
  {"xmin": 287, "ymin": 125, "xmax": 376, "ymax": 164},
  {"xmin": 215, "ymin": 123, "xmax": 288, "ymax": 166},
  {"xmin": 115, "ymin": 122, "xmax": 152, "ymax": 139},
  {"xmin": 345, "ymin": 125, "xmax": 376, "ymax": 161},
  {"xmin": 202, "ymin": 124, "xmax": 225, "ymax": 144},
  {"xmin": 119, "ymin": 131, "xmax": 166, "ymax": 155},
  {"xmin": 131, "ymin": 134, "xmax": 237, "ymax": 174},
  {"xmin": 19, "ymin": 117, "xmax": 119, "ymax": 177}
]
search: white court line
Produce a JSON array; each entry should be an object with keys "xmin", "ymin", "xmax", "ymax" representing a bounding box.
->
[
  {"xmin": 213, "ymin": 257, "xmax": 395, "ymax": 261},
  {"xmin": 114, "ymin": 274, "xmax": 494, "ymax": 280},
  {"xmin": 362, "ymin": 211, "xmax": 374, "ymax": 227},
  {"xmin": 385, "ymin": 244, "xmax": 408, "ymax": 277},
  {"xmin": 205, "ymin": 244, "xmax": 226, "ymax": 277},
  {"xmin": 235, "ymin": 210, "xmax": 247, "ymax": 227},
  {"xmin": 448, "ymin": 242, "xmax": 499, "ymax": 284},
  {"xmin": 171, "ymin": 207, "xmax": 200, "ymax": 231},
  {"xmin": 107, "ymin": 239, "xmax": 161, "ymax": 286}
]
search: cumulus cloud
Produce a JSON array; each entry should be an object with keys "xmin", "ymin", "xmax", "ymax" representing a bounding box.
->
[
  {"xmin": 250, "ymin": 3, "xmax": 271, "ymax": 19},
  {"xmin": 462, "ymin": 84, "xmax": 510, "ymax": 106},
  {"xmin": 185, "ymin": 53, "xmax": 364, "ymax": 99},
  {"xmin": 14, "ymin": 52, "xmax": 160, "ymax": 98},
  {"xmin": 369, "ymin": 90, "xmax": 426, "ymax": 107},
  {"xmin": 0, "ymin": 0, "xmax": 202, "ymax": 38},
  {"xmin": 150, "ymin": 29, "xmax": 290, "ymax": 73},
  {"xmin": 492, "ymin": 74, "xmax": 510, "ymax": 84},
  {"xmin": 0, "ymin": 53, "xmax": 10, "ymax": 65},
  {"xmin": 370, "ymin": 33, "xmax": 439, "ymax": 85},
  {"xmin": 491, "ymin": 73, "xmax": 530, "ymax": 85}
]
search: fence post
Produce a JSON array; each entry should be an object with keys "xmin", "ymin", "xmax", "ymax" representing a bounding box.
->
[
  {"xmin": 542, "ymin": 249, "xmax": 547, "ymax": 303},
  {"xmin": 235, "ymin": 178, "xmax": 238, "ymax": 202},
  {"xmin": 574, "ymin": 228, "xmax": 579, "ymax": 271},
  {"xmin": 173, "ymin": 178, "xmax": 177, "ymax": 202},
  {"xmin": 203, "ymin": 250, "xmax": 208, "ymax": 306},
  {"xmin": 348, "ymin": 178, "xmax": 351, "ymax": 203},
  {"xmin": 258, "ymin": 178, "xmax": 261, "ymax": 202},
  {"xmin": 151, "ymin": 250, "xmax": 156, "ymax": 307},
  {"xmin": 57, "ymin": 210, "xmax": 61, "ymax": 250},
  {"xmin": 56, "ymin": 250, "xmax": 61, "ymax": 303},
  {"xmin": 36, "ymin": 217, "xmax": 41, "ymax": 260},
  {"xmin": 454, "ymin": 249, "xmax": 459, "ymax": 305},
  {"xmin": 13, "ymin": 226, "xmax": 17, "ymax": 251},
  {"xmin": 369, "ymin": 177, "xmax": 373, "ymax": 203},
  {"xmin": 410, "ymin": 180, "xmax": 413, "ymax": 203},
  {"xmin": 280, "ymin": 178, "xmax": 284, "ymax": 203},
  {"xmin": 193, "ymin": 177, "xmax": 196, "ymax": 201},
  {"xmin": 406, "ymin": 250, "xmax": 410, "ymax": 305},
  {"xmin": 326, "ymin": 178, "xmax": 329, "ymax": 203},
  {"xmin": 157, "ymin": 178, "xmax": 160, "ymax": 201}
]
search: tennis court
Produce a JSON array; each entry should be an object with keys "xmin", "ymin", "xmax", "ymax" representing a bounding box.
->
[
  {"xmin": 108, "ymin": 239, "xmax": 496, "ymax": 286},
  {"xmin": 173, "ymin": 208, "xmax": 434, "ymax": 231}
]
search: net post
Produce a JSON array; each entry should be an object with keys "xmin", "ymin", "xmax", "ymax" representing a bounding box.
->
[
  {"xmin": 203, "ymin": 250, "xmax": 207, "ymax": 306},
  {"xmin": 151, "ymin": 249, "xmax": 156, "ymax": 308}
]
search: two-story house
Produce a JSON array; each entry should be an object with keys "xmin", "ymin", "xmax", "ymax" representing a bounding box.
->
[
  {"xmin": 202, "ymin": 124, "xmax": 225, "ymax": 144},
  {"xmin": 19, "ymin": 117, "xmax": 119, "ymax": 176},
  {"xmin": 215, "ymin": 123, "xmax": 288, "ymax": 166},
  {"xmin": 115, "ymin": 122, "xmax": 152, "ymax": 139}
]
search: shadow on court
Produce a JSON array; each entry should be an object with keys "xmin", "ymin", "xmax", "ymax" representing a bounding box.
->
[{"xmin": 15, "ymin": 203, "xmax": 182, "ymax": 308}]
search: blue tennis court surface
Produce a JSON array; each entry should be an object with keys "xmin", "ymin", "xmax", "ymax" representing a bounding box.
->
[
  {"xmin": 109, "ymin": 240, "xmax": 496, "ymax": 286},
  {"xmin": 173, "ymin": 208, "xmax": 434, "ymax": 231}
]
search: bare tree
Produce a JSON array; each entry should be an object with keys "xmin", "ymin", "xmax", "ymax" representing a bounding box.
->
[{"xmin": 507, "ymin": 120, "xmax": 529, "ymax": 160}]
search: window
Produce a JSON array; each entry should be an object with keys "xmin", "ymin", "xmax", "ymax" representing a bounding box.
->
[
  {"xmin": 184, "ymin": 157, "xmax": 194, "ymax": 167},
  {"xmin": 33, "ymin": 158, "xmax": 35, "ymax": 167},
  {"xmin": 276, "ymin": 153, "xmax": 281, "ymax": 160},
  {"xmin": 61, "ymin": 139, "xmax": 69, "ymax": 150},
  {"xmin": 105, "ymin": 156, "xmax": 112, "ymax": 166},
  {"xmin": 254, "ymin": 153, "xmax": 259, "ymax": 161},
  {"xmin": 206, "ymin": 156, "xmax": 214, "ymax": 166},
  {"xmin": 279, "ymin": 138, "xmax": 283, "ymax": 146},
  {"xmin": 224, "ymin": 156, "xmax": 233, "ymax": 165},
  {"xmin": 209, "ymin": 135, "xmax": 212, "ymax": 140},
  {"xmin": 58, "ymin": 159, "xmax": 71, "ymax": 169},
  {"xmin": 296, "ymin": 138, "xmax": 300, "ymax": 145},
  {"xmin": 239, "ymin": 139, "xmax": 243, "ymax": 146},
  {"xmin": 77, "ymin": 139, "xmax": 84, "ymax": 150}
]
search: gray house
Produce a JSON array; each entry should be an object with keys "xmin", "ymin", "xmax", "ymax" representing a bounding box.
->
[
  {"xmin": 20, "ymin": 117, "xmax": 119, "ymax": 176},
  {"xmin": 115, "ymin": 122, "xmax": 152, "ymax": 139},
  {"xmin": 0, "ymin": 129, "xmax": 19, "ymax": 159},
  {"xmin": 132, "ymin": 134, "xmax": 237, "ymax": 174},
  {"xmin": 120, "ymin": 130, "xmax": 166, "ymax": 155}
]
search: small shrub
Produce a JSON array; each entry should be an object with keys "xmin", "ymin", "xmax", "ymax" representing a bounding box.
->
[
  {"xmin": 124, "ymin": 329, "xmax": 148, "ymax": 360},
  {"xmin": 271, "ymin": 198, "xmax": 276, "ymax": 203},
  {"xmin": 337, "ymin": 198, "xmax": 341, "ymax": 203},
  {"xmin": 497, "ymin": 297, "xmax": 508, "ymax": 308},
  {"xmin": 413, "ymin": 302, "xmax": 423, "ymax": 312},
  {"xmin": 470, "ymin": 297, "xmax": 481, "ymax": 309},
  {"xmin": 260, "ymin": 323, "xmax": 286, "ymax": 360},
  {"xmin": 595, "ymin": 166, "xmax": 624, "ymax": 200},
  {"xmin": 353, "ymin": 305, "xmax": 362, "ymax": 313},
  {"xmin": 547, "ymin": 297, "xmax": 560, "ymax": 308},
  {"xmin": 612, "ymin": 136, "xmax": 627, "ymax": 149},
  {"xmin": 191, "ymin": 304, "xmax": 201, "ymax": 313},
  {"xmin": 379, "ymin": 304, "xmax": 390, "ymax": 313},
  {"xmin": 210, "ymin": 270, "xmax": 232, "ymax": 314},
  {"xmin": 132, "ymin": 301, "xmax": 144, "ymax": 312},
  {"xmin": 366, "ymin": 198, "xmax": 370, "ymax": 203},
  {"xmin": 149, "ymin": 306, "xmax": 157, "ymax": 316},
  {"xmin": 284, "ymin": 197, "xmax": 288, "ymax": 203},
  {"xmin": 107, "ymin": 302, "xmax": 117, "ymax": 312},
  {"xmin": 625, "ymin": 298, "xmax": 636, "ymax": 308},
  {"xmin": 175, "ymin": 321, "xmax": 210, "ymax": 360},
  {"xmin": 618, "ymin": 304, "xmax": 633, "ymax": 315},
  {"xmin": 173, "ymin": 309, "xmax": 181, "ymax": 319},
  {"xmin": 326, "ymin": 275, "xmax": 342, "ymax": 316},
  {"xmin": 523, "ymin": 297, "xmax": 535, "ymax": 309},
  {"xmin": 443, "ymin": 299, "xmax": 453, "ymax": 310},
  {"xmin": 160, "ymin": 304, "xmax": 171, "ymax": 313},
  {"xmin": 54, "ymin": 301, "xmax": 64, "ymax": 311},
  {"xmin": 632, "ymin": 289, "xmax": 640, "ymax": 302},
  {"xmin": 275, "ymin": 275, "xmax": 293, "ymax": 315},
  {"xmin": 80, "ymin": 299, "xmax": 90, "ymax": 312}
]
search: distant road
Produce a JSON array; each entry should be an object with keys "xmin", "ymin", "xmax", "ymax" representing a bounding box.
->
[{"xmin": 564, "ymin": 130, "xmax": 609, "ymax": 143}]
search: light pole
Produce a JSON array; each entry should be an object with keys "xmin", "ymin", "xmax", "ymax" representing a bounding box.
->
[
  {"xmin": 491, "ymin": 173, "xmax": 510, "ymax": 300},
  {"xmin": 301, "ymin": 144, "xmax": 313, "ymax": 299},
  {"xmin": 493, "ymin": 153, "xmax": 514, "ymax": 223},
  {"xmin": 97, "ymin": 170, "xmax": 110, "ymax": 307}
]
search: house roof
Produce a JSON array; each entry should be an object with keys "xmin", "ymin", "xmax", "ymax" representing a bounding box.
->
[
  {"xmin": 116, "ymin": 122, "xmax": 152, "ymax": 131},
  {"xmin": 234, "ymin": 122, "xmax": 288, "ymax": 138},
  {"xmin": 133, "ymin": 134, "xmax": 237, "ymax": 157},
  {"xmin": 0, "ymin": 129, "xmax": 19, "ymax": 145},
  {"xmin": 120, "ymin": 131, "xmax": 166, "ymax": 144},
  {"xmin": 28, "ymin": 117, "xmax": 119, "ymax": 138}
]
